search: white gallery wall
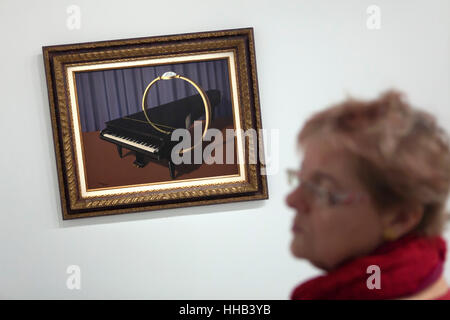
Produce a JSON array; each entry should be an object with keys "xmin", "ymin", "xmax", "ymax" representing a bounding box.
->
[{"xmin": 0, "ymin": 0, "xmax": 449, "ymax": 299}]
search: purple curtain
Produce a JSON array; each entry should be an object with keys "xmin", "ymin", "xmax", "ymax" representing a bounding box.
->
[{"xmin": 75, "ymin": 59, "xmax": 233, "ymax": 132}]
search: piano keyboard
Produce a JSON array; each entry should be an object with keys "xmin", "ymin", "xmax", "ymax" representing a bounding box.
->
[{"xmin": 102, "ymin": 132, "xmax": 159, "ymax": 153}]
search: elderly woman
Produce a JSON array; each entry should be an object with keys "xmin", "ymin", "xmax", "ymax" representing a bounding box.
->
[{"xmin": 286, "ymin": 90, "xmax": 450, "ymax": 300}]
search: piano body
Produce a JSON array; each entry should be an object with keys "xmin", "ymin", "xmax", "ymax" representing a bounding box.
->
[{"xmin": 99, "ymin": 90, "xmax": 221, "ymax": 179}]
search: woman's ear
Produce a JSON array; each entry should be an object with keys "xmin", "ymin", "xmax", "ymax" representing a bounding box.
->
[{"xmin": 380, "ymin": 203, "xmax": 424, "ymax": 241}]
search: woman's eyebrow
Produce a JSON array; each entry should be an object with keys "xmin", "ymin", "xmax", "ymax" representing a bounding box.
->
[
  {"xmin": 312, "ymin": 171, "xmax": 341, "ymax": 187},
  {"xmin": 299, "ymin": 168, "xmax": 341, "ymax": 187}
]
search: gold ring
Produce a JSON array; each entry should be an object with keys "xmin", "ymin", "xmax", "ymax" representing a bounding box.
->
[{"xmin": 141, "ymin": 71, "xmax": 211, "ymax": 154}]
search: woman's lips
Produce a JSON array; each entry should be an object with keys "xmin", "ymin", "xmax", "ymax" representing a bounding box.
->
[{"xmin": 292, "ymin": 225, "xmax": 302, "ymax": 233}]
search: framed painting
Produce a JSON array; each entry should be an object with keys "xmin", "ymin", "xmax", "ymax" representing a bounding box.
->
[{"xmin": 43, "ymin": 27, "xmax": 268, "ymax": 219}]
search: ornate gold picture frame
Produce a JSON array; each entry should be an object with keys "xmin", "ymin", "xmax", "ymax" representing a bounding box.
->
[{"xmin": 43, "ymin": 28, "xmax": 268, "ymax": 220}]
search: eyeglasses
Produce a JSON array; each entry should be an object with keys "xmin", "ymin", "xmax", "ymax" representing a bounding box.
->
[{"xmin": 286, "ymin": 169, "xmax": 365, "ymax": 208}]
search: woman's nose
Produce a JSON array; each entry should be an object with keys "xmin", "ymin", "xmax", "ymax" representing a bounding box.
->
[{"xmin": 286, "ymin": 187, "xmax": 310, "ymax": 213}]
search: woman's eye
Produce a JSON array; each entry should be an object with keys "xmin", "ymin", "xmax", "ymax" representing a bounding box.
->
[
  {"xmin": 316, "ymin": 181, "xmax": 333, "ymax": 191},
  {"xmin": 328, "ymin": 195, "xmax": 338, "ymax": 205}
]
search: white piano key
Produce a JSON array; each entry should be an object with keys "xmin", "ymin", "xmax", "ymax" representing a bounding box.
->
[{"xmin": 103, "ymin": 133, "xmax": 158, "ymax": 153}]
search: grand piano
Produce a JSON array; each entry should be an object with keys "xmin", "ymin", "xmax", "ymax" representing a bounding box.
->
[{"xmin": 99, "ymin": 90, "xmax": 221, "ymax": 179}]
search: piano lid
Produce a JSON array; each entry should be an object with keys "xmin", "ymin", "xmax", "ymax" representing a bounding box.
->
[
  {"xmin": 105, "ymin": 89, "xmax": 221, "ymax": 134},
  {"xmin": 142, "ymin": 89, "xmax": 221, "ymax": 130}
]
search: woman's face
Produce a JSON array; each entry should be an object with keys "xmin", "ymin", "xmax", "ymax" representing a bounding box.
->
[{"xmin": 286, "ymin": 139, "xmax": 385, "ymax": 271}]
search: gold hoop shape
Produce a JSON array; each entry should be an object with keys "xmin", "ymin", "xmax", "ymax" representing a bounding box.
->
[{"xmin": 141, "ymin": 71, "xmax": 211, "ymax": 154}]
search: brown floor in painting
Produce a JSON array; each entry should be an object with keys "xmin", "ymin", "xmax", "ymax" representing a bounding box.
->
[{"xmin": 81, "ymin": 119, "xmax": 239, "ymax": 190}]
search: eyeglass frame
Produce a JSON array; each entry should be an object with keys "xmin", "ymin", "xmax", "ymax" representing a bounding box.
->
[{"xmin": 286, "ymin": 169, "xmax": 366, "ymax": 207}]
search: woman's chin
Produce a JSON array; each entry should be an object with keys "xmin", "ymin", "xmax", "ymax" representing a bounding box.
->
[{"xmin": 290, "ymin": 239, "xmax": 307, "ymax": 259}]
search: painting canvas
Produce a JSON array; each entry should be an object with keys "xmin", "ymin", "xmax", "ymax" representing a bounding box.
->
[{"xmin": 43, "ymin": 28, "xmax": 268, "ymax": 219}]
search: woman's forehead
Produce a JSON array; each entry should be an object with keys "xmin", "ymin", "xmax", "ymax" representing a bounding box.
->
[
  {"xmin": 302, "ymin": 140, "xmax": 349, "ymax": 166},
  {"xmin": 301, "ymin": 142, "xmax": 359, "ymax": 186}
]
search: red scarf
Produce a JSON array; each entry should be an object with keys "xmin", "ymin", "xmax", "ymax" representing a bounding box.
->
[{"xmin": 291, "ymin": 234, "xmax": 447, "ymax": 300}]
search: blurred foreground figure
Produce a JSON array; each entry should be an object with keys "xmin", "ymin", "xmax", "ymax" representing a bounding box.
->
[{"xmin": 286, "ymin": 90, "xmax": 450, "ymax": 299}]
